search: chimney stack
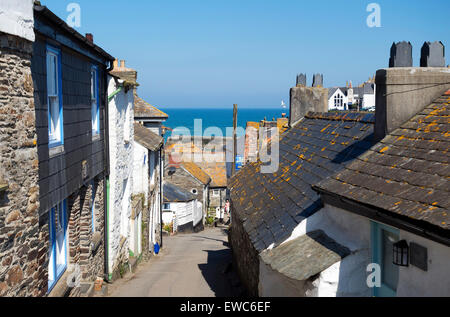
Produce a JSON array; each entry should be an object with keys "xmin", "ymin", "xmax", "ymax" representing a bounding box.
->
[
  {"xmin": 289, "ymin": 73, "xmax": 328, "ymax": 126},
  {"xmin": 375, "ymin": 41, "xmax": 450, "ymax": 141},
  {"xmin": 85, "ymin": 33, "xmax": 94, "ymax": 43},
  {"xmin": 113, "ymin": 59, "xmax": 119, "ymax": 69},
  {"xmin": 120, "ymin": 60, "xmax": 125, "ymax": 68},
  {"xmin": 420, "ymin": 41, "xmax": 445, "ymax": 67}
]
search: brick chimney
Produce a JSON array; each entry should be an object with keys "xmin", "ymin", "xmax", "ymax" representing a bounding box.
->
[
  {"xmin": 374, "ymin": 41, "xmax": 450, "ymax": 141},
  {"xmin": 85, "ymin": 33, "xmax": 94, "ymax": 43}
]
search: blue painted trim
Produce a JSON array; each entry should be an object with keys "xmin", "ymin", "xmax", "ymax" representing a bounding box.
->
[
  {"xmin": 46, "ymin": 44, "xmax": 64, "ymax": 148},
  {"xmin": 47, "ymin": 200, "xmax": 68, "ymax": 293},
  {"xmin": 91, "ymin": 65, "xmax": 100, "ymax": 136}
]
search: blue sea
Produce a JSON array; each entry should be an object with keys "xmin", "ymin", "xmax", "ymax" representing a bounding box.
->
[{"xmin": 159, "ymin": 107, "xmax": 289, "ymax": 139}]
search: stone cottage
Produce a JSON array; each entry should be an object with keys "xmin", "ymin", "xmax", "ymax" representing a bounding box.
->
[
  {"xmin": 1, "ymin": 2, "xmax": 115, "ymax": 296},
  {"xmin": 313, "ymin": 66, "xmax": 450, "ymax": 295},
  {"xmin": 228, "ymin": 83, "xmax": 376, "ymax": 296},
  {"xmin": 162, "ymin": 182, "xmax": 202, "ymax": 233},
  {"xmin": 105, "ymin": 59, "xmax": 137, "ymax": 281},
  {"xmin": 164, "ymin": 161, "xmax": 211, "ymax": 230}
]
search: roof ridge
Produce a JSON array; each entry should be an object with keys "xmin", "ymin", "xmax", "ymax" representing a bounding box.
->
[{"xmin": 305, "ymin": 111, "xmax": 375, "ymax": 123}]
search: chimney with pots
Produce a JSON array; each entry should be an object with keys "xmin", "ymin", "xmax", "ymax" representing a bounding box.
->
[
  {"xmin": 375, "ymin": 41, "xmax": 450, "ymax": 141},
  {"xmin": 85, "ymin": 33, "xmax": 94, "ymax": 43},
  {"xmin": 289, "ymin": 73, "xmax": 328, "ymax": 126}
]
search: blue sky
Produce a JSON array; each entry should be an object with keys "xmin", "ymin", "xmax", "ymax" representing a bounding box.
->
[{"xmin": 41, "ymin": 0, "xmax": 450, "ymax": 108}]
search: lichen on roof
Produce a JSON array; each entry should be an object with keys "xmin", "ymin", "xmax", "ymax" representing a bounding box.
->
[
  {"xmin": 134, "ymin": 93, "xmax": 169, "ymax": 119},
  {"xmin": 229, "ymin": 111, "xmax": 376, "ymax": 251},
  {"xmin": 315, "ymin": 91, "xmax": 450, "ymax": 231}
]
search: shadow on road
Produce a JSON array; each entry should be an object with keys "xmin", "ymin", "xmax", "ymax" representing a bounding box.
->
[{"xmin": 198, "ymin": 249, "xmax": 241, "ymax": 297}]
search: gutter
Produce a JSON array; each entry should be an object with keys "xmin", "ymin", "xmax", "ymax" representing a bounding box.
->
[{"xmin": 159, "ymin": 145, "xmax": 164, "ymax": 248}]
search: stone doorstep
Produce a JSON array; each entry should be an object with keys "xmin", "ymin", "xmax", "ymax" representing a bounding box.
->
[{"xmin": 79, "ymin": 282, "xmax": 94, "ymax": 297}]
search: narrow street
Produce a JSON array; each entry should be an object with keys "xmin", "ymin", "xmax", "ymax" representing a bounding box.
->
[{"xmin": 107, "ymin": 225, "xmax": 242, "ymax": 297}]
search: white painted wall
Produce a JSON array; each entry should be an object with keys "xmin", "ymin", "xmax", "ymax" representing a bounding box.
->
[
  {"xmin": 0, "ymin": 0, "xmax": 35, "ymax": 42},
  {"xmin": 259, "ymin": 204, "xmax": 372, "ymax": 297},
  {"xmin": 107, "ymin": 76, "xmax": 134, "ymax": 273},
  {"xmin": 397, "ymin": 230, "xmax": 450, "ymax": 296},
  {"xmin": 132, "ymin": 142, "xmax": 149, "ymax": 202}
]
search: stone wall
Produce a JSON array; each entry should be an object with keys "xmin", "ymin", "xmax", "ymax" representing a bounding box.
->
[
  {"xmin": 164, "ymin": 166, "xmax": 205, "ymax": 206},
  {"xmin": 0, "ymin": 32, "xmax": 47, "ymax": 297},
  {"xmin": 62, "ymin": 177, "xmax": 105, "ymax": 295},
  {"xmin": 228, "ymin": 205, "xmax": 259, "ymax": 297}
]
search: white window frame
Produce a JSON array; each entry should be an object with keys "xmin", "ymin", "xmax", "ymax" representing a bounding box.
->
[
  {"xmin": 46, "ymin": 46, "xmax": 64, "ymax": 147},
  {"xmin": 91, "ymin": 66, "xmax": 100, "ymax": 137},
  {"xmin": 213, "ymin": 189, "xmax": 220, "ymax": 197}
]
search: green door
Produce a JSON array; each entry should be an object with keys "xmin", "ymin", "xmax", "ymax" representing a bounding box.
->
[{"xmin": 371, "ymin": 221, "xmax": 400, "ymax": 297}]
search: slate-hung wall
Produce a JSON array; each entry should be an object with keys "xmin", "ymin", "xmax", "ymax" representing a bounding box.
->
[
  {"xmin": 32, "ymin": 34, "xmax": 107, "ymax": 214},
  {"xmin": 29, "ymin": 6, "xmax": 114, "ymax": 295}
]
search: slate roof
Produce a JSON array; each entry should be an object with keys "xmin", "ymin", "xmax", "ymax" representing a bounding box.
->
[
  {"xmin": 328, "ymin": 87, "xmax": 348, "ymax": 99},
  {"xmin": 134, "ymin": 94, "xmax": 169, "ymax": 119},
  {"xmin": 134, "ymin": 123, "xmax": 164, "ymax": 151},
  {"xmin": 197, "ymin": 162, "xmax": 228, "ymax": 188},
  {"xmin": 315, "ymin": 91, "xmax": 450, "ymax": 231},
  {"xmin": 163, "ymin": 182, "xmax": 197, "ymax": 203},
  {"xmin": 260, "ymin": 230, "xmax": 351, "ymax": 281},
  {"xmin": 229, "ymin": 112, "xmax": 375, "ymax": 252},
  {"xmin": 182, "ymin": 162, "xmax": 212, "ymax": 186}
]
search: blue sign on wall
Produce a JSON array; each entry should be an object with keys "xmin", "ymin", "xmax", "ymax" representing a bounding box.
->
[{"xmin": 235, "ymin": 155, "xmax": 244, "ymax": 171}]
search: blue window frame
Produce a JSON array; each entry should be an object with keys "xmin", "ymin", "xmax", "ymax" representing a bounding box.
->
[
  {"xmin": 46, "ymin": 45, "xmax": 64, "ymax": 147},
  {"xmin": 371, "ymin": 221, "xmax": 400, "ymax": 297},
  {"xmin": 48, "ymin": 200, "xmax": 68, "ymax": 293},
  {"xmin": 91, "ymin": 66, "xmax": 100, "ymax": 136}
]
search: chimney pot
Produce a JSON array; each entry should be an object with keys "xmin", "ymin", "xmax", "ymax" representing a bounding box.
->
[
  {"xmin": 113, "ymin": 59, "xmax": 119, "ymax": 69},
  {"xmin": 85, "ymin": 33, "xmax": 94, "ymax": 43},
  {"xmin": 389, "ymin": 41, "xmax": 412, "ymax": 67},
  {"xmin": 420, "ymin": 41, "xmax": 445, "ymax": 67},
  {"xmin": 120, "ymin": 60, "xmax": 125, "ymax": 68}
]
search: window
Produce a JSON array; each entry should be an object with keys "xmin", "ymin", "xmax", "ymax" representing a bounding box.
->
[
  {"xmin": 46, "ymin": 46, "xmax": 63, "ymax": 147},
  {"xmin": 213, "ymin": 189, "xmax": 220, "ymax": 197},
  {"xmin": 163, "ymin": 203, "xmax": 171, "ymax": 211},
  {"xmin": 91, "ymin": 66, "xmax": 100, "ymax": 136},
  {"xmin": 48, "ymin": 200, "xmax": 68, "ymax": 292},
  {"xmin": 371, "ymin": 221, "xmax": 400, "ymax": 297},
  {"xmin": 121, "ymin": 179, "xmax": 130, "ymax": 237},
  {"xmin": 191, "ymin": 188, "xmax": 198, "ymax": 195},
  {"xmin": 334, "ymin": 93, "xmax": 343, "ymax": 109}
]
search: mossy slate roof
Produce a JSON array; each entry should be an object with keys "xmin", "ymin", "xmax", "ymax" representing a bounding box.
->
[
  {"xmin": 260, "ymin": 230, "xmax": 350, "ymax": 281},
  {"xmin": 182, "ymin": 162, "xmax": 212, "ymax": 186},
  {"xmin": 315, "ymin": 91, "xmax": 450, "ymax": 231},
  {"xmin": 134, "ymin": 94, "xmax": 169, "ymax": 119},
  {"xmin": 163, "ymin": 182, "xmax": 196, "ymax": 203},
  {"xmin": 229, "ymin": 112, "xmax": 375, "ymax": 252},
  {"xmin": 134, "ymin": 123, "xmax": 164, "ymax": 151}
]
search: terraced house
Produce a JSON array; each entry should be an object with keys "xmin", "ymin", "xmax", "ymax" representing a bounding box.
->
[{"xmin": 1, "ymin": 2, "xmax": 115, "ymax": 296}]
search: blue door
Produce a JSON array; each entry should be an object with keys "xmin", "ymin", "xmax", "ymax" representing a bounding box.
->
[
  {"xmin": 48, "ymin": 200, "xmax": 68, "ymax": 292},
  {"xmin": 371, "ymin": 221, "xmax": 400, "ymax": 297}
]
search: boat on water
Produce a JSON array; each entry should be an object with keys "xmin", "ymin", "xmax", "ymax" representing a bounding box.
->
[{"xmin": 281, "ymin": 100, "xmax": 286, "ymax": 109}]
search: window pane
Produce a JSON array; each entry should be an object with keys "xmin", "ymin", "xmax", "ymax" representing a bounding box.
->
[
  {"xmin": 47, "ymin": 53, "xmax": 58, "ymax": 96},
  {"xmin": 49, "ymin": 96, "xmax": 60, "ymax": 142},
  {"xmin": 382, "ymin": 229, "xmax": 399, "ymax": 290},
  {"xmin": 92, "ymin": 100, "xmax": 98, "ymax": 131}
]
